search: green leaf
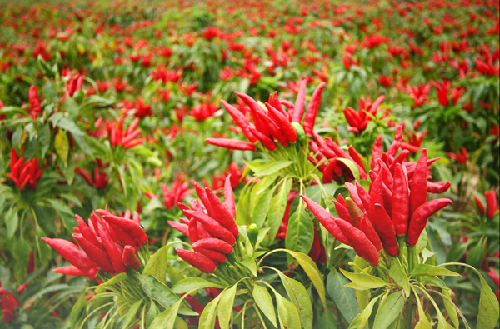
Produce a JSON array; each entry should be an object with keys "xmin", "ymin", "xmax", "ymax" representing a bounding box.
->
[
  {"xmin": 327, "ymin": 271, "xmax": 360, "ymax": 324},
  {"xmin": 304, "ymin": 183, "xmax": 338, "ymax": 204},
  {"xmin": 236, "ymin": 185, "xmax": 252, "ymax": 226},
  {"xmin": 275, "ymin": 270, "xmax": 313, "ymax": 329},
  {"xmin": 254, "ymin": 161, "xmax": 293, "ymax": 177},
  {"xmin": 437, "ymin": 313, "xmax": 455, "ymax": 329},
  {"xmin": 122, "ymin": 299, "xmax": 143, "ymax": 328},
  {"xmin": 411, "ymin": 264, "xmax": 460, "ymax": 278},
  {"xmin": 217, "ymin": 284, "xmax": 237, "ymax": 329},
  {"xmin": 414, "ymin": 291, "xmax": 432, "ymax": 329},
  {"xmin": 48, "ymin": 199, "xmax": 76, "ymax": 229},
  {"xmin": 199, "ymin": 291, "xmax": 223, "ymax": 329},
  {"xmin": 69, "ymin": 292, "xmax": 88, "ymax": 328},
  {"xmin": 55, "ymin": 129, "xmax": 69, "ymax": 167},
  {"xmin": 441, "ymin": 288, "xmax": 459, "ymax": 329},
  {"xmin": 253, "ymin": 285, "xmax": 277, "ymax": 327},
  {"xmin": 337, "ymin": 158, "xmax": 360, "ymax": 182},
  {"xmin": 348, "ymin": 296, "xmax": 379, "ymax": 329},
  {"xmin": 148, "ymin": 298, "xmax": 184, "ymax": 329},
  {"xmin": 276, "ymin": 293, "xmax": 301, "ymax": 329},
  {"xmin": 98, "ymin": 272, "xmax": 128, "ymax": 288},
  {"xmin": 372, "ymin": 292, "xmax": 405, "ymax": 329},
  {"xmin": 241, "ymin": 255, "xmax": 257, "ymax": 277},
  {"xmin": 65, "ymin": 96, "xmax": 80, "ymax": 120},
  {"xmin": 285, "ymin": 199, "xmax": 314, "ymax": 254},
  {"xmin": 267, "ymin": 178, "xmax": 293, "ymax": 244},
  {"xmin": 282, "ymin": 250, "xmax": 327, "ymax": 308},
  {"xmin": 137, "ymin": 274, "xmax": 181, "ymax": 311},
  {"xmin": 388, "ymin": 259, "xmax": 410, "ymax": 297},
  {"xmin": 171, "ymin": 277, "xmax": 223, "ymax": 294},
  {"xmin": 252, "ymin": 188, "xmax": 275, "ymax": 227},
  {"xmin": 477, "ymin": 269, "xmax": 500, "ymax": 329},
  {"xmin": 6, "ymin": 210, "xmax": 18, "ymax": 239},
  {"xmin": 340, "ymin": 269, "xmax": 389, "ymax": 290},
  {"xmin": 38, "ymin": 125, "xmax": 51, "ymax": 158},
  {"xmin": 142, "ymin": 245, "xmax": 170, "ymax": 285}
]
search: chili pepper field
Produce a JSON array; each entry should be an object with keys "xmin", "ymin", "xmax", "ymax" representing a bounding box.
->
[{"xmin": 0, "ymin": 0, "xmax": 499, "ymax": 328}]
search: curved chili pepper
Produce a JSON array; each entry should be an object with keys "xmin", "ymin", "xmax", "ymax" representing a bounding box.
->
[
  {"xmin": 355, "ymin": 182, "xmax": 371, "ymax": 211},
  {"xmin": 41, "ymin": 237, "xmax": 97, "ymax": 274},
  {"xmin": 485, "ymin": 191, "xmax": 498, "ymax": 218},
  {"xmin": 249, "ymin": 127, "xmax": 277, "ymax": 151},
  {"xmin": 427, "ymin": 181, "xmax": 451, "ymax": 193},
  {"xmin": 94, "ymin": 220, "xmax": 127, "ymax": 273},
  {"xmin": 176, "ymin": 248, "xmax": 216, "ymax": 273},
  {"xmin": 348, "ymin": 146, "xmax": 368, "ymax": 179},
  {"xmin": 389, "ymin": 150, "xmax": 410, "ymax": 173},
  {"xmin": 407, "ymin": 198, "xmax": 453, "ymax": 246},
  {"xmin": 193, "ymin": 247, "xmax": 227, "ymax": 263},
  {"xmin": 300, "ymin": 195, "xmax": 349, "ymax": 245},
  {"xmin": 475, "ymin": 196, "xmax": 485, "ymax": 215},
  {"xmin": 122, "ymin": 246, "xmax": 141, "ymax": 269},
  {"xmin": 371, "ymin": 134, "xmax": 383, "ymax": 170},
  {"xmin": 303, "ymin": 82, "xmax": 326, "ymax": 136},
  {"xmin": 265, "ymin": 103, "xmax": 297, "ymax": 143},
  {"xmin": 205, "ymin": 138, "xmax": 256, "ymax": 151},
  {"xmin": 96, "ymin": 210, "xmax": 147, "ymax": 243},
  {"xmin": 168, "ymin": 221, "xmax": 189, "ymax": 237},
  {"xmin": 372, "ymin": 204, "xmax": 398, "ymax": 257},
  {"xmin": 188, "ymin": 219, "xmax": 199, "ymax": 244},
  {"xmin": 409, "ymin": 149, "xmax": 428, "ymax": 215},
  {"xmin": 52, "ymin": 266, "xmax": 90, "ymax": 277},
  {"xmin": 345, "ymin": 183, "xmax": 364, "ymax": 212},
  {"xmin": 345, "ymin": 197, "xmax": 363, "ymax": 227},
  {"xmin": 221, "ymin": 100, "xmax": 257, "ymax": 143},
  {"xmin": 291, "ymin": 79, "xmax": 307, "ymax": 123},
  {"xmin": 235, "ymin": 92, "xmax": 272, "ymax": 137},
  {"xmin": 72, "ymin": 233, "xmax": 113, "ymax": 272},
  {"xmin": 192, "ymin": 181, "xmax": 215, "ymax": 217},
  {"xmin": 182, "ymin": 210, "xmax": 236, "ymax": 245},
  {"xmin": 333, "ymin": 200, "xmax": 352, "ymax": 225},
  {"xmin": 358, "ymin": 213, "xmax": 382, "ymax": 252},
  {"xmin": 192, "ymin": 237, "xmax": 233, "ymax": 254},
  {"xmin": 333, "ymin": 218, "xmax": 380, "ymax": 267},
  {"xmin": 224, "ymin": 175, "xmax": 236, "ymax": 219},
  {"xmin": 205, "ymin": 188, "xmax": 239, "ymax": 238}
]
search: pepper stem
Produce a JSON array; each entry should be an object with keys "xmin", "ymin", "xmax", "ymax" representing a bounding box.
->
[
  {"xmin": 407, "ymin": 245, "xmax": 418, "ymax": 273},
  {"xmin": 401, "ymin": 294, "xmax": 416, "ymax": 329}
]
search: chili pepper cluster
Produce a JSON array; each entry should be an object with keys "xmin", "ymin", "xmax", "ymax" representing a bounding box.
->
[
  {"xmin": 205, "ymin": 79, "xmax": 326, "ymax": 152},
  {"xmin": 475, "ymin": 190, "xmax": 498, "ymax": 218},
  {"xmin": 302, "ymin": 128, "xmax": 454, "ymax": 266},
  {"xmin": 104, "ymin": 117, "xmax": 145, "ymax": 149},
  {"xmin": 343, "ymin": 95, "xmax": 385, "ymax": 135},
  {"xmin": 42, "ymin": 209, "xmax": 147, "ymax": 278},
  {"xmin": 169, "ymin": 175, "xmax": 238, "ymax": 273},
  {"xmin": 74, "ymin": 163, "xmax": 109, "ymax": 190},
  {"xmin": 161, "ymin": 174, "xmax": 194, "ymax": 210},
  {"xmin": 309, "ymin": 133, "xmax": 368, "ymax": 184},
  {"xmin": 7, "ymin": 147, "xmax": 43, "ymax": 191}
]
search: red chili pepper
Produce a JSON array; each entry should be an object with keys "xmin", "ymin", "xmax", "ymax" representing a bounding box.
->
[
  {"xmin": 409, "ymin": 149, "xmax": 428, "ymax": 215},
  {"xmin": 407, "ymin": 198, "xmax": 453, "ymax": 246},
  {"xmin": 300, "ymin": 195, "xmax": 349, "ymax": 245},
  {"xmin": 168, "ymin": 221, "xmax": 190, "ymax": 237},
  {"xmin": 193, "ymin": 248, "xmax": 225, "ymax": 265},
  {"xmin": 389, "ymin": 150, "xmax": 410, "ymax": 173},
  {"xmin": 192, "ymin": 237, "xmax": 233, "ymax": 254},
  {"xmin": 381, "ymin": 182, "xmax": 393, "ymax": 216},
  {"xmin": 52, "ymin": 266, "xmax": 90, "ymax": 277},
  {"xmin": 188, "ymin": 219, "xmax": 199, "ymax": 244},
  {"xmin": 123, "ymin": 137, "xmax": 146, "ymax": 149},
  {"xmin": 368, "ymin": 170, "xmax": 384, "ymax": 220},
  {"xmin": 308, "ymin": 224, "xmax": 322, "ymax": 262},
  {"xmin": 249, "ymin": 127, "xmax": 277, "ymax": 151},
  {"xmin": 372, "ymin": 204, "xmax": 398, "ymax": 256},
  {"xmin": 16, "ymin": 282, "xmax": 28, "ymax": 294},
  {"xmin": 122, "ymin": 246, "xmax": 141, "ymax": 269},
  {"xmin": 371, "ymin": 134, "xmax": 383, "ymax": 170},
  {"xmin": 94, "ymin": 220, "xmax": 128, "ymax": 273},
  {"xmin": 358, "ymin": 213, "xmax": 382, "ymax": 252},
  {"xmin": 392, "ymin": 163, "xmax": 410, "ymax": 236},
  {"xmin": 205, "ymin": 138, "xmax": 256, "ymax": 151},
  {"xmin": 387, "ymin": 123, "xmax": 403, "ymax": 157},
  {"xmin": 224, "ymin": 175, "xmax": 236, "ymax": 219},
  {"xmin": 345, "ymin": 183, "xmax": 365, "ymax": 212},
  {"xmin": 291, "ymin": 79, "xmax": 307, "ymax": 123},
  {"xmin": 182, "ymin": 210, "xmax": 236, "ymax": 245},
  {"xmin": 337, "ymin": 193, "xmax": 347, "ymax": 208},
  {"xmin": 72, "ymin": 233, "xmax": 114, "ymax": 272},
  {"xmin": 475, "ymin": 196, "xmax": 485, "ymax": 215},
  {"xmin": 205, "ymin": 187, "xmax": 239, "ymax": 238},
  {"xmin": 303, "ymin": 82, "xmax": 326, "ymax": 136},
  {"xmin": 96, "ymin": 210, "xmax": 147, "ymax": 243},
  {"xmin": 176, "ymin": 248, "xmax": 216, "ymax": 273},
  {"xmin": 334, "ymin": 218, "xmax": 380, "ymax": 267},
  {"xmin": 121, "ymin": 128, "xmax": 142, "ymax": 145},
  {"xmin": 485, "ymin": 191, "xmax": 498, "ymax": 218},
  {"xmin": 27, "ymin": 251, "xmax": 34, "ymax": 274},
  {"xmin": 348, "ymin": 146, "xmax": 367, "ymax": 179},
  {"xmin": 333, "ymin": 200, "xmax": 352, "ymax": 225},
  {"xmin": 41, "ymin": 238, "xmax": 98, "ymax": 274},
  {"xmin": 265, "ymin": 103, "xmax": 297, "ymax": 143},
  {"xmin": 427, "ymin": 181, "xmax": 451, "ymax": 193},
  {"xmin": 75, "ymin": 168, "xmax": 93, "ymax": 186},
  {"xmin": 354, "ymin": 182, "xmax": 371, "ymax": 211},
  {"xmin": 221, "ymin": 100, "xmax": 257, "ymax": 143},
  {"xmin": 197, "ymin": 222, "xmax": 212, "ymax": 240},
  {"xmin": 108, "ymin": 224, "xmax": 140, "ymax": 248}
]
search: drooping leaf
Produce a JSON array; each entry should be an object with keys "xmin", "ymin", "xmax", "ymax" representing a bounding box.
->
[
  {"xmin": 372, "ymin": 292, "xmax": 405, "ymax": 329},
  {"xmin": 327, "ymin": 270, "xmax": 360, "ymax": 324}
]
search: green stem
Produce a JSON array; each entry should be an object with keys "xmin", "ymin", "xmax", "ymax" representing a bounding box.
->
[
  {"xmin": 401, "ymin": 294, "xmax": 415, "ymax": 329},
  {"xmin": 407, "ymin": 245, "xmax": 417, "ymax": 273}
]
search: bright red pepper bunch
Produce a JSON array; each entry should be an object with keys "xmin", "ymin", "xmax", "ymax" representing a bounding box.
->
[
  {"xmin": 7, "ymin": 147, "xmax": 43, "ymax": 191},
  {"xmin": 302, "ymin": 140, "xmax": 453, "ymax": 267},
  {"xmin": 447, "ymin": 147, "xmax": 468, "ymax": 164},
  {"xmin": 308, "ymin": 133, "xmax": 367, "ymax": 184},
  {"xmin": 105, "ymin": 117, "xmax": 145, "ymax": 149},
  {"xmin": 475, "ymin": 190, "xmax": 498, "ymax": 218},
  {"xmin": 161, "ymin": 174, "xmax": 194, "ymax": 210},
  {"xmin": 169, "ymin": 175, "xmax": 238, "ymax": 273},
  {"xmin": 74, "ymin": 165, "xmax": 109, "ymax": 190},
  {"xmin": 0, "ymin": 285, "xmax": 20, "ymax": 323},
  {"xmin": 343, "ymin": 95, "xmax": 384, "ymax": 135},
  {"xmin": 42, "ymin": 209, "xmax": 147, "ymax": 278},
  {"xmin": 205, "ymin": 79, "xmax": 326, "ymax": 152}
]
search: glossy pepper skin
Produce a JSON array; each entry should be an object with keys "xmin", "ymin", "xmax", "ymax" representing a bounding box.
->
[
  {"xmin": 334, "ymin": 218, "xmax": 380, "ymax": 267},
  {"xmin": 407, "ymin": 198, "xmax": 453, "ymax": 246},
  {"xmin": 176, "ymin": 248, "xmax": 216, "ymax": 273}
]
